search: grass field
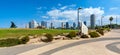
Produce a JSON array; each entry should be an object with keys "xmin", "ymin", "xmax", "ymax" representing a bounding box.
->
[{"xmin": 0, "ymin": 28, "xmax": 77, "ymax": 39}]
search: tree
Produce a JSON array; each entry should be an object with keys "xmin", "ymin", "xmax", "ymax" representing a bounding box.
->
[
  {"xmin": 10, "ymin": 21, "xmax": 17, "ymax": 28},
  {"xmin": 109, "ymin": 17, "xmax": 113, "ymax": 28}
]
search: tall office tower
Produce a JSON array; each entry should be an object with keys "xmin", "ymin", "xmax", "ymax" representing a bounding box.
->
[
  {"xmin": 29, "ymin": 22, "xmax": 32, "ymax": 28},
  {"xmin": 41, "ymin": 21, "xmax": 47, "ymax": 28},
  {"xmin": 90, "ymin": 14, "xmax": 95, "ymax": 29},
  {"xmin": 73, "ymin": 22, "xmax": 76, "ymax": 29},
  {"xmin": 50, "ymin": 22, "xmax": 53, "ymax": 29},
  {"xmin": 61, "ymin": 22, "xmax": 64, "ymax": 28},
  {"xmin": 29, "ymin": 20, "xmax": 38, "ymax": 28},
  {"xmin": 66, "ymin": 22, "xmax": 69, "ymax": 29}
]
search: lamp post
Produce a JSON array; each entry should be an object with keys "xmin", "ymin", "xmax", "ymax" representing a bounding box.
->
[
  {"xmin": 77, "ymin": 7, "xmax": 82, "ymax": 35},
  {"xmin": 101, "ymin": 16, "xmax": 104, "ymax": 28},
  {"xmin": 116, "ymin": 16, "xmax": 117, "ymax": 28}
]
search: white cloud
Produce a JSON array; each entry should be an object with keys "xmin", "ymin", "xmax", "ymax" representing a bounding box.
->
[
  {"xmin": 81, "ymin": 7, "xmax": 104, "ymax": 20},
  {"xmin": 41, "ymin": 16, "xmax": 49, "ymax": 19},
  {"xmin": 110, "ymin": 7, "xmax": 119, "ymax": 10},
  {"xmin": 41, "ymin": 5, "xmax": 105, "ymax": 27},
  {"xmin": 60, "ymin": 6, "xmax": 67, "ymax": 10},
  {"xmin": 47, "ymin": 9, "xmax": 77, "ymax": 22},
  {"xmin": 47, "ymin": 7, "xmax": 104, "ymax": 23}
]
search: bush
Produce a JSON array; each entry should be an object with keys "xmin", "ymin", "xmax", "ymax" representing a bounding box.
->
[
  {"xmin": 19, "ymin": 36, "xmax": 30, "ymax": 44},
  {"xmin": 96, "ymin": 29, "xmax": 104, "ymax": 35},
  {"xmin": 0, "ymin": 38, "xmax": 20, "ymax": 47},
  {"xmin": 66, "ymin": 31, "xmax": 76, "ymax": 39},
  {"xmin": 106, "ymin": 28, "xmax": 111, "ymax": 32},
  {"xmin": 41, "ymin": 33, "xmax": 53, "ymax": 42},
  {"xmin": 89, "ymin": 32, "xmax": 100, "ymax": 38},
  {"xmin": 81, "ymin": 34, "xmax": 89, "ymax": 38}
]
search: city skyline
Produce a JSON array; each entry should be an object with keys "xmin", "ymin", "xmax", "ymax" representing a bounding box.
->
[{"xmin": 0, "ymin": 0, "xmax": 120, "ymax": 28}]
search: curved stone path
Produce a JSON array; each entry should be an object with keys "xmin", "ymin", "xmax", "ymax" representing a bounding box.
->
[
  {"xmin": 40, "ymin": 38, "xmax": 120, "ymax": 55},
  {"xmin": 0, "ymin": 42, "xmax": 56, "ymax": 55},
  {"xmin": 106, "ymin": 42, "xmax": 120, "ymax": 54}
]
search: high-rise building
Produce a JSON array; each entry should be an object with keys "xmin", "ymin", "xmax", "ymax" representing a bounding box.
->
[
  {"xmin": 50, "ymin": 22, "xmax": 53, "ymax": 29},
  {"xmin": 61, "ymin": 22, "xmax": 64, "ymax": 28},
  {"xmin": 66, "ymin": 22, "xmax": 69, "ymax": 29},
  {"xmin": 73, "ymin": 22, "xmax": 76, "ymax": 29},
  {"xmin": 41, "ymin": 21, "xmax": 47, "ymax": 28},
  {"xmin": 29, "ymin": 20, "xmax": 38, "ymax": 28},
  {"xmin": 90, "ymin": 14, "xmax": 95, "ymax": 29}
]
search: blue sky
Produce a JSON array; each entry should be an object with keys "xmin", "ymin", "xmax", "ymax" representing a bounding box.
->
[{"xmin": 0, "ymin": 0, "xmax": 120, "ymax": 28}]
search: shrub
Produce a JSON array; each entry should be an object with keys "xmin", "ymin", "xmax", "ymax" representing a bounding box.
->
[
  {"xmin": 66, "ymin": 31, "xmax": 76, "ymax": 39},
  {"xmin": 0, "ymin": 38, "xmax": 20, "ymax": 47},
  {"xmin": 89, "ymin": 32, "xmax": 100, "ymax": 38},
  {"xmin": 81, "ymin": 34, "xmax": 89, "ymax": 38},
  {"xmin": 41, "ymin": 33, "xmax": 53, "ymax": 42},
  {"xmin": 106, "ymin": 28, "xmax": 111, "ymax": 32},
  {"xmin": 19, "ymin": 36, "xmax": 30, "ymax": 44},
  {"xmin": 96, "ymin": 29, "xmax": 104, "ymax": 35}
]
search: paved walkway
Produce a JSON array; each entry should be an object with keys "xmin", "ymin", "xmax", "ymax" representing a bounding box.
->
[
  {"xmin": 0, "ymin": 42, "xmax": 56, "ymax": 55},
  {"xmin": 1, "ymin": 29, "xmax": 120, "ymax": 55}
]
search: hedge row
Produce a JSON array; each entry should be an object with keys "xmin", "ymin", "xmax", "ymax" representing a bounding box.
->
[{"xmin": 0, "ymin": 36, "xmax": 29, "ymax": 47}]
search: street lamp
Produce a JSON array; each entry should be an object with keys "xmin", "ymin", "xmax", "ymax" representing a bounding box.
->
[
  {"xmin": 77, "ymin": 7, "xmax": 82, "ymax": 35},
  {"xmin": 116, "ymin": 16, "xmax": 117, "ymax": 28},
  {"xmin": 101, "ymin": 16, "xmax": 104, "ymax": 28}
]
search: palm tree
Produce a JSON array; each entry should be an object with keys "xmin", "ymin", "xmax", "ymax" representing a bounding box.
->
[{"xmin": 109, "ymin": 17, "xmax": 113, "ymax": 28}]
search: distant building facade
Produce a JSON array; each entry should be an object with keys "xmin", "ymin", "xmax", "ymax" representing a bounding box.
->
[
  {"xmin": 41, "ymin": 21, "xmax": 47, "ymax": 28},
  {"xmin": 66, "ymin": 22, "xmax": 69, "ymax": 29},
  {"xmin": 28, "ymin": 20, "xmax": 38, "ymax": 28},
  {"xmin": 90, "ymin": 14, "xmax": 95, "ymax": 29},
  {"xmin": 50, "ymin": 22, "xmax": 53, "ymax": 29},
  {"xmin": 61, "ymin": 22, "xmax": 64, "ymax": 28},
  {"xmin": 73, "ymin": 22, "xmax": 76, "ymax": 29}
]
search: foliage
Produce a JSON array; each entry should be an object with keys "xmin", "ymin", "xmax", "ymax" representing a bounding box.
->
[
  {"xmin": 109, "ymin": 17, "xmax": 114, "ymax": 28},
  {"xmin": 81, "ymin": 34, "xmax": 89, "ymax": 38},
  {"xmin": 0, "ymin": 38, "xmax": 20, "ymax": 47},
  {"xmin": 96, "ymin": 29, "xmax": 104, "ymax": 35},
  {"xmin": 41, "ymin": 33, "xmax": 53, "ymax": 42},
  {"xmin": 0, "ymin": 36, "xmax": 30, "ymax": 47},
  {"xmin": 66, "ymin": 31, "xmax": 76, "ymax": 39},
  {"xmin": 109, "ymin": 17, "xmax": 113, "ymax": 21},
  {"xmin": 89, "ymin": 32, "xmax": 100, "ymax": 38},
  {"xmin": 106, "ymin": 28, "xmax": 111, "ymax": 32},
  {"xmin": 0, "ymin": 29, "xmax": 77, "ymax": 39},
  {"xmin": 19, "ymin": 36, "xmax": 30, "ymax": 44}
]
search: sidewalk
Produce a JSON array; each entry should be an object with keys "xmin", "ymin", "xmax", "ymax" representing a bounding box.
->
[{"xmin": 18, "ymin": 29, "xmax": 120, "ymax": 55}]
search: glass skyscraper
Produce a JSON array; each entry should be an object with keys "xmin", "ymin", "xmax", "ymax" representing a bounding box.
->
[{"xmin": 90, "ymin": 14, "xmax": 95, "ymax": 29}]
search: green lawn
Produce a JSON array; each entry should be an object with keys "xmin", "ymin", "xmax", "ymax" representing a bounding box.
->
[{"xmin": 0, "ymin": 28, "xmax": 77, "ymax": 39}]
